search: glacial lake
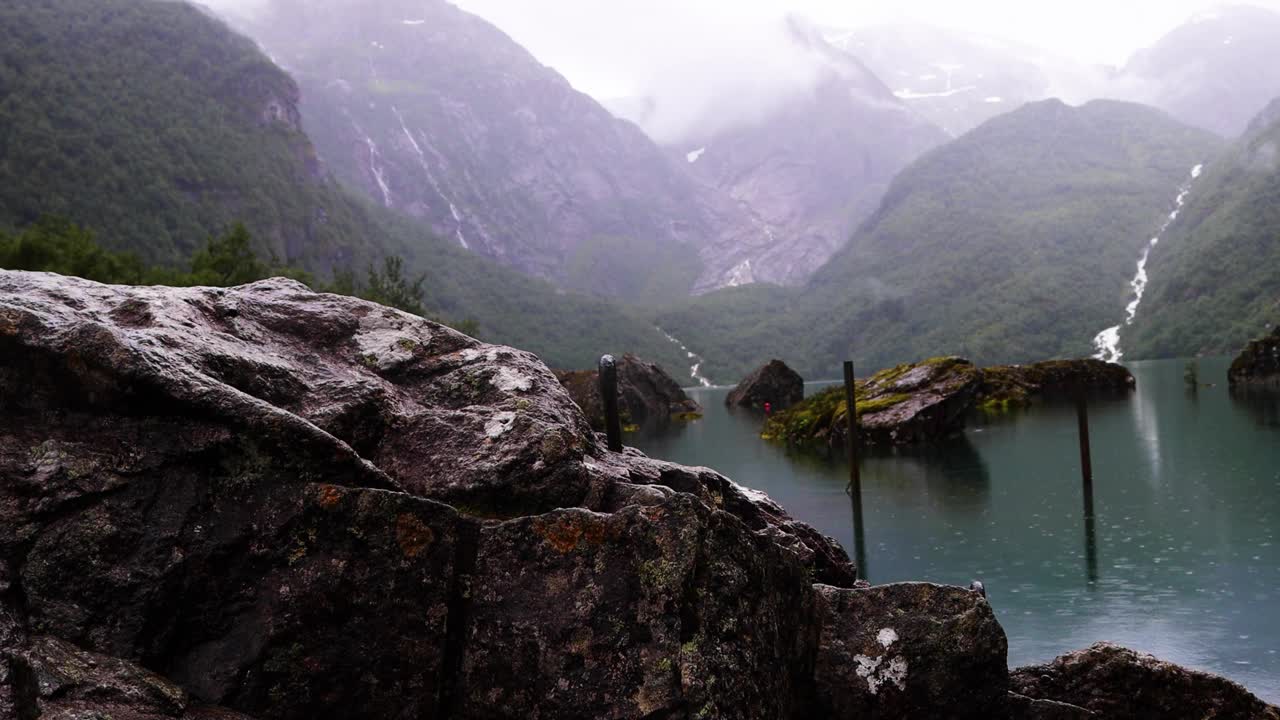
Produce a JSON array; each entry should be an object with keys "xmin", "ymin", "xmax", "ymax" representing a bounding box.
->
[{"xmin": 631, "ymin": 357, "xmax": 1280, "ymax": 701}]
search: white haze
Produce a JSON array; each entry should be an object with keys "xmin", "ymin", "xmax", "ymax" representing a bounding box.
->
[{"xmin": 200, "ymin": 0, "xmax": 1280, "ymax": 143}]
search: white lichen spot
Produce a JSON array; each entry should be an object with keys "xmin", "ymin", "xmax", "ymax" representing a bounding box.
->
[
  {"xmin": 485, "ymin": 411, "xmax": 517, "ymax": 439},
  {"xmin": 493, "ymin": 367, "xmax": 532, "ymax": 393},
  {"xmin": 877, "ymin": 628, "xmax": 899, "ymax": 649},
  {"xmin": 854, "ymin": 650, "xmax": 908, "ymax": 695}
]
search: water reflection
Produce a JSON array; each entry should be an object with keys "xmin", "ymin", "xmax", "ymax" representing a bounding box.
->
[{"xmin": 1229, "ymin": 385, "xmax": 1280, "ymax": 428}]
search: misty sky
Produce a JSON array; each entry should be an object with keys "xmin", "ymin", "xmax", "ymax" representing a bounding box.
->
[{"xmin": 451, "ymin": 0, "xmax": 1271, "ymax": 99}]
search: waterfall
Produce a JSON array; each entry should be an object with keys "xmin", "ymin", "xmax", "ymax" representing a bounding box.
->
[
  {"xmin": 656, "ymin": 327, "xmax": 714, "ymax": 388},
  {"xmin": 1092, "ymin": 163, "xmax": 1203, "ymax": 363},
  {"xmin": 393, "ymin": 106, "xmax": 470, "ymax": 250}
]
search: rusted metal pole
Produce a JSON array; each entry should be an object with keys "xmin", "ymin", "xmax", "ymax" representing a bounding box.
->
[
  {"xmin": 600, "ymin": 354, "xmax": 623, "ymax": 452},
  {"xmin": 843, "ymin": 361, "xmax": 860, "ymax": 492},
  {"xmin": 1076, "ymin": 394, "xmax": 1093, "ymax": 489}
]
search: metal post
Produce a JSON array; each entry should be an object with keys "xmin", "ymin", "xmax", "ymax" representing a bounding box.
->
[
  {"xmin": 850, "ymin": 483, "xmax": 868, "ymax": 583},
  {"xmin": 843, "ymin": 361, "xmax": 860, "ymax": 491},
  {"xmin": 1076, "ymin": 394, "xmax": 1093, "ymax": 489},
  {"xmin": 599, "ymin": 355, "xmax": 623, "ymax": 452}
]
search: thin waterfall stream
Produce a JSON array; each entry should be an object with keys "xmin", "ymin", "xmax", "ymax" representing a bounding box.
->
[
  {"xmin": 1093, "ymin": 163, "xmax": 1203, "ymax": 362},
  {"xmin": 656, "ymin": 327, "xmax": 714, "ymax": 388}
]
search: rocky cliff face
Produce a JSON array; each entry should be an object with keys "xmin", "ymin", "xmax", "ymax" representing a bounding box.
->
[
  {"xmin": 245, "ymin": 0, "xmax": 723, "ymax": 303},
  {"xmin": 1, "ymin": 272, "xmax": 1274, "ymax": 718},
  {"xmin": 677, "ymin": 18, "xmax": 948, "ymax": 290}
]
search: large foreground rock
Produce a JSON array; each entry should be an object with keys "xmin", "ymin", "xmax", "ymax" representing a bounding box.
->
[
  {"xmin": 1229, "ymin": 325, "xmax": 1280, "ymax": 386},
  {"xmin": 555, "ymin": 353, "xmax": 702, "ymax": 429},
  {"xmin": 1012, "ymin": 643, "xmax": 1280, "ymax": 720},
  {"xmin": 0, "ymin": 272, "xmax": 1272, "ymax": 719},
  {"xmin": 726, "ymin": 359, "xmax": 804, "ymax": 410}
]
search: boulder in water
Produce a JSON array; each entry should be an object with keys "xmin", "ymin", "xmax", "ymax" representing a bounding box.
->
[
  {"xmin": 555, "ymin": 353, "xmax": 702, "ymax": 430},
  {"xmin": 1228, "ymin": 325, "xmax": 1280, "ymax": 386},
  {"xmin": 726, "ymin": 359, "xmax": 804, "ymax": 410},
  {"xmin": 1011, "ymin": 643, "xmax": 1280, "ymax": 720}
]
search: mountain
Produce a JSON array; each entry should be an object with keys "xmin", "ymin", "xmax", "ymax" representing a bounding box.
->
[
  {"xmin": 242, "ymin": 0, "xmax": 724, "ymax": 304},
  {"xmin": 1125, "ymin": 98, "xmax": 1280, "ymax": 358},
  {"xmin": 656, "ymin": 100, "xmax": 1223, "ymax": 382},
  {"xmin": 823, "ymin": 23, "xmax": 1057, "ymax": 137},
  {"xmin": 0, "ymin": 0, "xmax": 691, "ymax": 373},
  {"xmin": 669, "ymin": 18, "xmax": 949, "ymax": 289},
  {"xmin": 1117, "ymin": 5, "xmax": 1280, "ymax": 137}
]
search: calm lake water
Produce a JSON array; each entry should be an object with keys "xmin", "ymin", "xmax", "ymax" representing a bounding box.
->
[{"xmin": 632, "ymin": 357, "xmax": 1280, "ymax": 701}]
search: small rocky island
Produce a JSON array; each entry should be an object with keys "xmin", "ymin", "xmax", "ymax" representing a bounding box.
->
[
  {"xmin": 554, "ymin": 353, "xmax": 702, "ymax": 430},
  {"xmin": 1229, "ymin": 325, "xmax": 1280, "ymax": 386},
  {"xmin": 765, "ymin": 356, "xmax": 1135, "ymax": 450},
  {"xmin": 1, "ymin": 272, "xmax": 1273, "ymax": 719},
  {"xmin": 726, "ymin": 359, "xmax": 804, "ymax": 410}
]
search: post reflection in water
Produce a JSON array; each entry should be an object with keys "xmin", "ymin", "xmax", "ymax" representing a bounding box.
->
[{"xmin": 1083, "ymin": 479, "xmax": 1098, "ymax": 587}]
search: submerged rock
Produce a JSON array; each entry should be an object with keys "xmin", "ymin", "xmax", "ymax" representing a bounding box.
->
[
  {"xmin": 1229, "ymin": 325, "xmax": 1280, "ymax": 386},
  {"xmin": 765, "ymin": 357, "xmax": 1135, "ymax": 451},
  {"xmin": 555, "ymin": 353, "xmax": 702, "ymax": 430},
  {"xmin": 1012, "ymin": 643, "xmax": 1280, "ymax": 720},
  {"xmin": 726, "ymin": 359, "xmax": 804, "ymax": 410}
]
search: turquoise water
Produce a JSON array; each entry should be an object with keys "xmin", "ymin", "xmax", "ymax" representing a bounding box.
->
[{"xmin": 632, "ymin": 357, "xmax": 1280, "ymax": 700}]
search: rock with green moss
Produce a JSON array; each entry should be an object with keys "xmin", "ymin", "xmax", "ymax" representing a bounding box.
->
[{"xmin": 765, "ymin": 357, "xmax": 1134, "ymax": 451}]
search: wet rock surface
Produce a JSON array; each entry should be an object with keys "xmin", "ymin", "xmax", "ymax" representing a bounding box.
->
[
  {"xmin": 555, "ymin": 353, "xmax": 702, "ymax": 430},
  {"xmin": 1229, "ymin": 326, "xmax": 1280, "ymax": 386},
  {"xmin": 0, "ymin": 272, "xmax": 1272, "ymax": 719},
  {"xmin": 1011, "ymin": 643, "xmax": 1280, "ymax": 720},
  {"xmin": 725, "ymin": 359, "xmax": 804, "ymax": 410},
  {"xmin": 813, "ymin": 583, "xmax": 1009, "ymax": 718}
]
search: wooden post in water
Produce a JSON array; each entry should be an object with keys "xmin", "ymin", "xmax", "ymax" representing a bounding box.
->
[
  {"xmin": 1076, "ymin": 393, "xmax": 1093, "ymax": 489},
  {"xmin": 850, "ymin": 481, "xmax": 868, "ymax": 583},
  {"xmin": 599, "ymin": 355, "xmax": 623, "ymax": 452},
  {"xmin": 843, "ymin": 361, "xmax": 860, "ymax": 492}
]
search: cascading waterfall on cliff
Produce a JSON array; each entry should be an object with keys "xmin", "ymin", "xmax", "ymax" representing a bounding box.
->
[
  {"xmin": 1092, "ymin": 163, "xmax": 1203, "ymax": 363},
  {"xmin": 657, "ymin": 327, "xmax": 714, "ymax": 388}
]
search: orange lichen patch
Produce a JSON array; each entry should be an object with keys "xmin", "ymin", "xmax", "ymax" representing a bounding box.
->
[
  {"xmin": 536, "ymin": 513, "xmax": 608, "ymax": 554},
  {"xmin": 315, "ymin": 485, "xmax": 345, "ymax": 510},
  {"xmin": 396, "ymin": 513, "xmax": 435, "ymax": 558}
]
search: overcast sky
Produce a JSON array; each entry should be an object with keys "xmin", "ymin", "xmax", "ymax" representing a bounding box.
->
[{"xmin": 451, "ymin": 0, "xmax": 1267, "ymax": 99}]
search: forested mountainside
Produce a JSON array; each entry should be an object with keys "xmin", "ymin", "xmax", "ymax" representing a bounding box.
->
[
  {"xmin": 1126, "ymin": 98, "xmax": 1280, "ymax": 357},
  {"xmin": 242, "ymin": 0, "xmax": 723, "ymax": 304},
  {"xmin": 657, "ymin": 100, "xmax": 1222, "ymax": 382},
  {"xmin": 0, "ymin": 0, "xmax": 689, "ymax": 372}
]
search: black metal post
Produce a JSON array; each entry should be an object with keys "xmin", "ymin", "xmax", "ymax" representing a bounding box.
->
[
  {"xmin": 850, "ymin": 482, "xmax": 868, "ymax": 583},
  {"xmin": 1076, "ymin": 394, "xmax": 1093, "ymax": 489},
  {"xmin": 599, "ymin": 355, "xmax": 623, "ymax": 452},
  {"xmin": 843, "ymin": 361, "xmax": 860, "ymax": 492}
]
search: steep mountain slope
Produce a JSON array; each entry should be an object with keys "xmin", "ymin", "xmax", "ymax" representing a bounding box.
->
[
  {"xmin": 0, "ymin": 0, "xmax": 364, "ymax": 269},
  {"xmin": 244, "ymin": 0, "xmax": 723, "ymax": 303},
  {"xmin": 1118, "ymin": 5, "xmax": 1280, "ymax": 137},
  {"xmin": 1126, "ymin": 98, "xmax": 1280, "ymax": 357},
  {"xmin": 824, "ymin": 23, "xmax": 1056, "ymax": 137},
  {"xmin": 0, "ymin": 0, "xmax": 690, "ymax": 372},
  {"xmin": 657, "ymin": 100, "xmax": 1223, "ymax": 382},
  {"xmin": 670, "ymin": 19, "xmax": 949, "ymax": 289}
]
